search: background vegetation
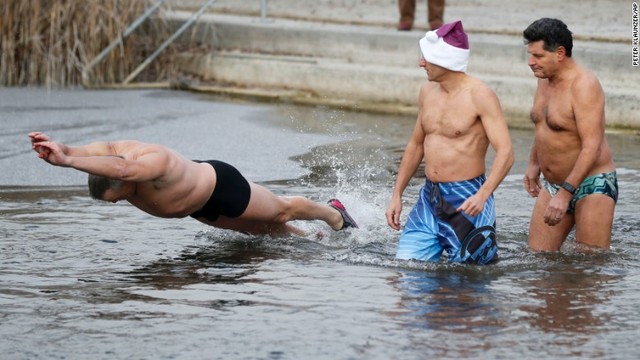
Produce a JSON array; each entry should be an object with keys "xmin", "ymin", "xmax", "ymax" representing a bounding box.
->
[{"xmin": 0, "ymin": 0, "xmax": 177, "ymax": 87}]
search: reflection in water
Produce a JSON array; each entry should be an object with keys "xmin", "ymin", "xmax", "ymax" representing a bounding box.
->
[
  {"xmin": 519, "ymin": 256, "xmax": 619, "ymax": 334},
  {"xmin": 389, "ymin": 268, "xmax": 504, "ymax": 332},
  {"xmin": 125, "ymin": 233, "xmax": 281, "ymax": 290},
  {"xmin": 382, "ymin": 266, "xmax": 508, "ymax": 359}
]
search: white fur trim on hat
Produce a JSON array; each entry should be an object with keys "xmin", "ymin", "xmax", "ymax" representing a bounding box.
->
[{"xmin": 419, "ymin": 29, "xmax": 469, "ymax": 72}]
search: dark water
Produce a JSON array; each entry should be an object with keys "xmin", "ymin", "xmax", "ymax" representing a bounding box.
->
[{"xmin": 1, "ymin": 89, "xmax": 639, "ymax": 359}]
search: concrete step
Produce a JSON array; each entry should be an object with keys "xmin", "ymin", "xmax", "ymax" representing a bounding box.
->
[{"xmin": 167, "ymin": 12, "xmax": 639, "ymax": 128}]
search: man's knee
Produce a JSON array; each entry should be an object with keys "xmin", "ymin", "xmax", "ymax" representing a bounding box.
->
[
  {"xmin": 528, "ymin": 237, "xmax": 563, "ymax": 252},
  {"xmin": 528, "ymin": 222, "xmax": 571, "ymax": 251},
  {"xmin": 271, "ymin": 196, "xmax": 301, "ymax": 223}
]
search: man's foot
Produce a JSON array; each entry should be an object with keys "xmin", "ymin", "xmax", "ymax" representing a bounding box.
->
[
  {"xmin": 429, "ymin": 21, "xmax": 443, "ymax": 30},
  {"xmin": 397, "ymin": 21, "xmax": 413, "ymax": 31},
  {"xmin": 328, "ymin": 199, "xmax": 359, "ymax": 230}
]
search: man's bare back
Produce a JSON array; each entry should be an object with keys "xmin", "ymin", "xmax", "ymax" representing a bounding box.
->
[
  {"xmin": 31, "ymin": 136, "xmax": 215, "ymax": 218},
  {"xmin": 109, "ymin": 143, "xmax": 217, "ymax": 218}
]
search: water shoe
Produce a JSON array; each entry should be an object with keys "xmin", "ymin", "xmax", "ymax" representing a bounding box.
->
[{"xmin": 328, "ymin": 198, "xmax": 359, "ymax": 230}]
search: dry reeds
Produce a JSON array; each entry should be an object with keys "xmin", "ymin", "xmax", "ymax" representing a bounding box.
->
[{"xmin": 0, "ymin": 0, "xmax": 178, "ymax": 87}]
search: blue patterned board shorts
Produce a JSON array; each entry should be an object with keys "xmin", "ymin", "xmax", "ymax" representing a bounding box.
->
[
  {"xmin": 396, "ymin": 175, "xmax": 498, "ymax": 265},
  {"xmin": 543, "ymin": 171, "xmax": 618, "ymax": 214}
]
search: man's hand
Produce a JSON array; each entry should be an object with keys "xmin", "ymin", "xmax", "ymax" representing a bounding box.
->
[
  {"xmin": 544, "ymin": 191, "xmax": 571, "ymax": 226},
  {"xmin": 29, "ymin": 133, "xmax": 68, "ymax": 167},
  {"xmin": 456, "ymin": 192, "xmax": 486, "ymax": 217},
  {"xmin": 29, "ymin": 132, "xmax": 52, "ymax": 158},
  {"xmin": 386, "ymin": 197, "xmax": 403, "ymax": 231},
  {"xmin": 523, "ymin": 164, "xmax": 542, "ymax": 197}
]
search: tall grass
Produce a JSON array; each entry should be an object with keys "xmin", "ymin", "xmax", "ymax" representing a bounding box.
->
[{"xmin": 0, "ymin": 0, "xmax": 177, "ymax": 87}]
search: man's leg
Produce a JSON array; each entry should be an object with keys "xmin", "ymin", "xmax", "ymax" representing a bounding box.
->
[
  {"xmin": 427, "ymin": 0, "xmax": 445, "ymax": 29},
  {"xmin": 573, "ymin": 195, "xmax": 615, "ymax": 249},
  {"xmin": 396, "ymin": 190, "xmax": 442, "ymax": 262},
  {"xmin": 397, "ymin": 230, "xmax": 442, "ymax": 261},
  {"xmin": 398, "ymin": 0, "xmax": 416, "ymax": 30},
  {"xmin": 209, "ymin": 216, "xmax": 305, "ymax": 236},
  {"xmin": 528, "ymin": 189, "xmax": 575, "ymax": 251},
  {"xmin": 239, "ymin": 183, "xmax": 343, "ymax": 231}
]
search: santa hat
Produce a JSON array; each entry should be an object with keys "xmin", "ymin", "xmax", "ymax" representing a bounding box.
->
[{"xmin": 419, "ymin": 20, "xmax": 469, "ymax": 72}]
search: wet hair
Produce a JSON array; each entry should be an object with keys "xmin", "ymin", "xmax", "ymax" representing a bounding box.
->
[
  {"xmin": 87, "ymin": 155, "xmax": 125, "ymax": 200},
  {"xmin": 88, "ymin": 174, "xmax": 123, "ymax": 200},
  {"xmin": 523, "ymin": 18, "xmax": 573, "ymax": 57}
]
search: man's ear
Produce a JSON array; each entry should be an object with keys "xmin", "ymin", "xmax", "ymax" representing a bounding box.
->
[{"xmin": 556, "ymin": 46, "xmax": 567, "ymax": 61}]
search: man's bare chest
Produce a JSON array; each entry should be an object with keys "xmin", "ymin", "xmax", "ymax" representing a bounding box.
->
[
  {"xmin": 423, "ymin": 106, "xmax": 479, "ymax": 138},
  {"xmin": 532, "ymin": 89, "xmax": 574, "ymax": 131}
]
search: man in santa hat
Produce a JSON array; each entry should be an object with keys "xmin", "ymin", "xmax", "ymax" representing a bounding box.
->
[{"xmin": 385, "ymin": 20, "xmax": 514, "ymax": 264}]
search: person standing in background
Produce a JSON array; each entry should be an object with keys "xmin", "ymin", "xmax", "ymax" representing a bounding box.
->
[{"xmin": 398, "ymin": 0, "xmax": 445, "ymax": 31}]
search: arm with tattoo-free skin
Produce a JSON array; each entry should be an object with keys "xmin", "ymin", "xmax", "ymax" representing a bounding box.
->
[
  {"xmin": 386, "ymin": 91, "xmax": 427, "ymax": 231},
  {"xmin": 543, "ymin": 74, "xmax": 606, "ymax": 223},
  {"xmin": 30, "ymin": 132, "xmax": 116, "ymax": 158},
  {"xmin": 456, "ymin": 85, "xmax": 514, "ymax": 217},
  {"xmin": 523, "ymin": 140, "xmax": 542, "ymax": 197},
  {"xmin": 29, "ymin": 132, "xmax": 168, "ymax": 182}
]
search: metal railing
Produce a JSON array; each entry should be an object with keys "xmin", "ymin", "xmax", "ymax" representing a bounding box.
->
[
  {"xmin": 81, "ymin": 0, "xmax": 220, "ymax": 86},
  {"xmin": 260, "ymin": 0, "xmax": 269, "ymax": 23},
  {"xmin": 81, "ymin": 0, "xmax": 167, "ymax": 86},
  {"xmin": 123, "ymin": 0, "xmax": 218, "ymax": 84}
]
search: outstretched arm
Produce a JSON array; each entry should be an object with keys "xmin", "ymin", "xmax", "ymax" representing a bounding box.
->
[
  {"xmin": 30, "ymin": 132, "xmax": 117, "ymax": 158},
  {"xmin": 29, "ymin": 132, "xmax": 169, "ymax": 182}
]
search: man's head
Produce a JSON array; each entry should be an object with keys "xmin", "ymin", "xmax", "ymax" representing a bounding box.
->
[
  {"xmin": 88, "ymin": 174, "xmax": 124, "ymax": 202},
  {"xmin": 523, "ymin": 18, "xmax": 573, "ymax": 79},
  {"xmin": 523, "ymin": 18, "xmax": 573, "ymax": 57},
  {"xmin": 419, "ymin": 20, "xmax": 470, "ymax": 74}
]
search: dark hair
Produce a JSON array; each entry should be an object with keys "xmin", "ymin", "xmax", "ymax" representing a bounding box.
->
[
  {"xmin": 87, "ymin": 155, "xmax": 125, "ymax": 199},
  {"xmin": 88, "ymin": 174, "xmax": 122, "ymax": 200},
  {"xmin": 523, "ymin": 18, "xmax": 573, "ymax": 57}
]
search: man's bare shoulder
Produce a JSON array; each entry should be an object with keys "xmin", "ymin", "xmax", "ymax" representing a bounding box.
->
[
  {"xmin": 571, "ymin": 65, "xmax": 603, "ymax": 93},
  {"xmin": 111, "ymin": 141, "xmax": 173, "ymax": 159},
  {"xmin": 468, "ymin": 77, "xmax": 501, "ymax": 112},
  {"xmin": 468, "ymin": 76, "xmax": 497, "ymax": 97}
]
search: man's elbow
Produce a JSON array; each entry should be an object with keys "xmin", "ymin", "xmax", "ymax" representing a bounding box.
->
[
  {"xmin": 114, "ymin": 163, "xmax": 138, "ymax": 181},
  {"xmin": 507, "ymin": 149, "xmax": 515, "ymax": 169},
  {"xmin": 582, "ymin": 142, "xmax": 602, "ymax": 159},
  {"xmin": 499, "ymin": 146, "xmax": 515, "ymax": 170}
]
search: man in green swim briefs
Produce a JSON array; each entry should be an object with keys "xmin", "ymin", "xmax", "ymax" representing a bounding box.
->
[{"xmin": 522, "ymin": 18, "xmax": 618, "ymax": 251}]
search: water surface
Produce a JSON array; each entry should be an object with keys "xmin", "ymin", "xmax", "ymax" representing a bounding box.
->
[{"xmin": 1, "ymin": 88, "xmax": 639, "ymax": 359}]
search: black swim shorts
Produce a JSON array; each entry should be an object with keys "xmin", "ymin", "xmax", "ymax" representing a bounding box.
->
[{"xmin": 190, "ymin": 160, "xmax": 251, "ymax": 221}]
